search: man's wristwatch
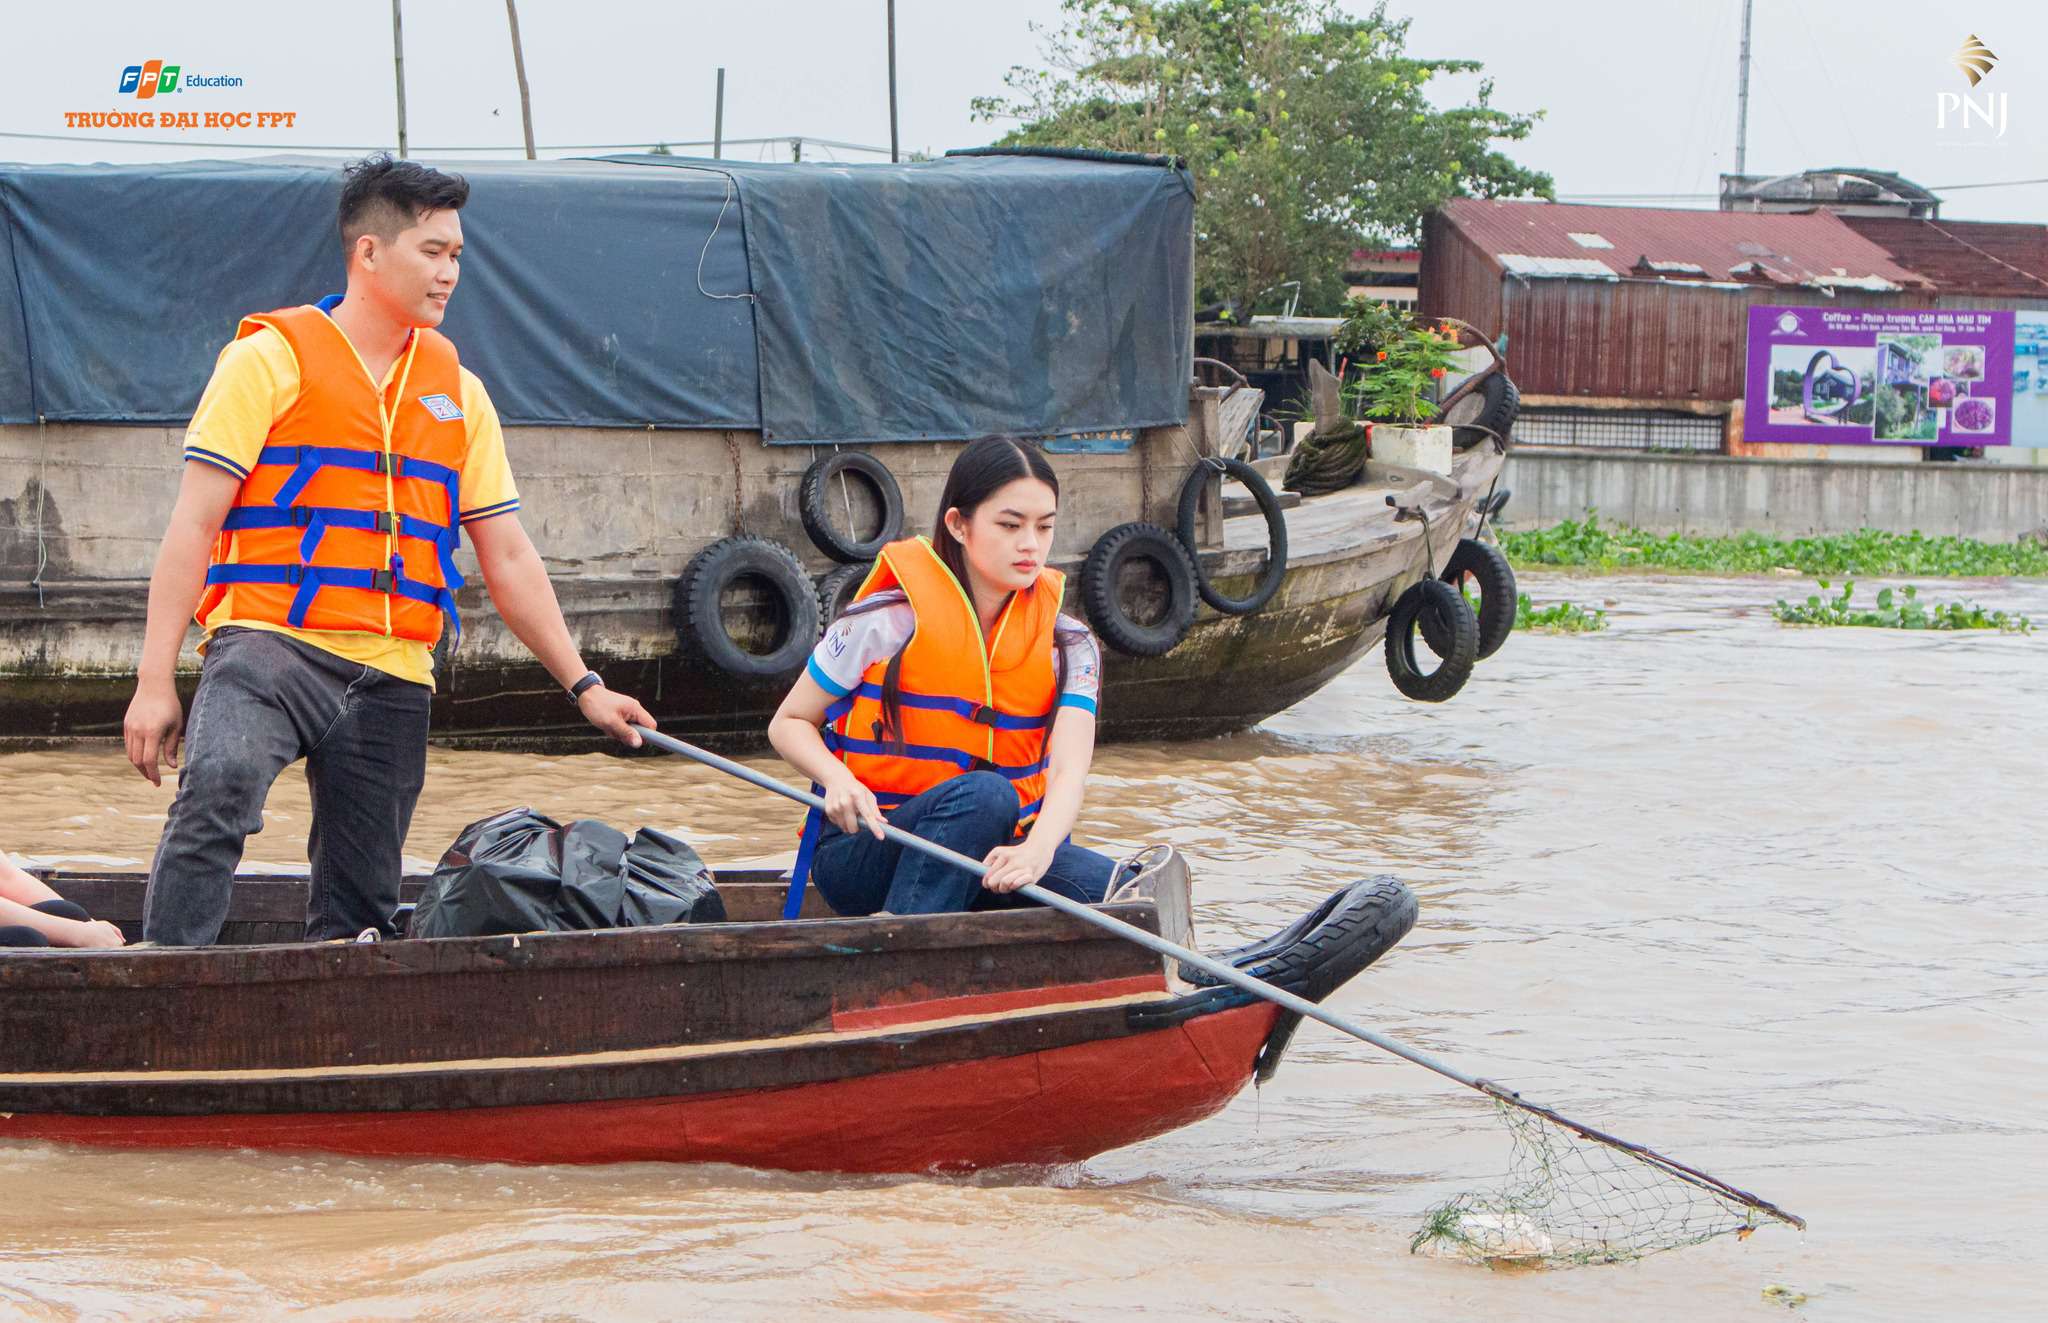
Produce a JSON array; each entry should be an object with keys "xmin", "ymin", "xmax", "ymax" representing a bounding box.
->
[{"xmin": 567, "ymin": 671, "xmax": 605, "ymax": 704}]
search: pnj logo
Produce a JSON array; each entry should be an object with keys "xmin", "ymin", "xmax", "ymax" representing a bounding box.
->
[
  {"xmin": 1953, "ymin": 34, "xmax": 1997, "ymax": 86},
  {"xmin": 117, "ymin": 61, "xmax": 181, "ymax": 98},
  {"xmin": 1935, "ymin": 34, "xmax": 2007, "ymax": 138}
]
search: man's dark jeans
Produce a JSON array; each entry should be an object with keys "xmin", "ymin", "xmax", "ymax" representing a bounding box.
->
[
  {"xmin": 141, "ymin": 627, "xmax": 431, "ymax": 945},
  {"xmin": 810, "ymin": 770, "xmax": 1121, "ymax": 916}
]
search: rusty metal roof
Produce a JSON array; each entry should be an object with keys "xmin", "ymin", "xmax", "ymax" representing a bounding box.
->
[
  {"xmin": 1838, "ymin": 215, "xmax": 2048, "ymax": 298},
  {"xmin": 1437, "ymin": 198, "xmax": 1934, "ymax": 292}
]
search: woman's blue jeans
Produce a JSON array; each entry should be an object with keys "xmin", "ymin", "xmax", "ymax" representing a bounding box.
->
[{"xmin": 810, "ymin": 770, "xmax": 1120, "ymax": 916}]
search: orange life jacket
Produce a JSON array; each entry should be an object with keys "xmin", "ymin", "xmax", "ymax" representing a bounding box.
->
[
  {"xmin": 195, "ymin": 303, "xmax": 467, "ymax": 646},
  {"xmin": 785, "ymin": 536, "xmax": 1066, "ymax": 916}
]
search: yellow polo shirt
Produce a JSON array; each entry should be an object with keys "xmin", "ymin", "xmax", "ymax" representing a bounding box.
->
[{"xmin": 181, "ymin": 319, "xmax": 520, "ymax": 689}]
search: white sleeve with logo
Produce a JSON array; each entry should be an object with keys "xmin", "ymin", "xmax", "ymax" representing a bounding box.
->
[
  {"xmin": 1056, "ymin": 614, "xmax": 1103, "ymax": 714},
  {"xmin": 806, "ymin": 595, "xmax": 914, "ymax": 699}
]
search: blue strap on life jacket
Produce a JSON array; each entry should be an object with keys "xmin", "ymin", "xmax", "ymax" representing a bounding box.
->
[
  {"xmin": 259, "ymin": 445, "xmax": 461, "ymax": 536},
  {"xmin": 219, "ymin": 506, "xmax": 465, "ymax": 595},
  {"xmin": 819, "ymin": 726, "xmax": 1045, "ymax": 781},
  {"xmin": 204, "ymin": 557, "xmax": 460, "ymax": 642},
  {"xmin": 784, "ymin": 798, "xmax": 827, "ymax": 919},
  {"xmin": 782, "ymin": 788, "xmax": 918, "ymax": 919},
  {"xmin": 821, "ymin": 683, "xmax": 1052, "ymax": 732}
]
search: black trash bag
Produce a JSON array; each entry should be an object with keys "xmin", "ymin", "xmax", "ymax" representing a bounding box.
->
[{"xmin": 408, "ymin": 808, "xmax": 725, "ymax": 939}]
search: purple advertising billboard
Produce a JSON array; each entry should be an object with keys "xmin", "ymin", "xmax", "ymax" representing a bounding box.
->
[{"xmin": 1743, "ymin": 305, "xmax": 2014, "ymax": 446}]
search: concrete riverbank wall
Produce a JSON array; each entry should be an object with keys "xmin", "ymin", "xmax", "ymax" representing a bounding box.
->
[{"xmin": 1502, "ymin": 448, "xmax": 2048, "ymax": 541}]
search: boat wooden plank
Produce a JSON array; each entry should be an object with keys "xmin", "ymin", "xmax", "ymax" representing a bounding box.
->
[
  {"xmin": 0, "ymin": 900, "xmax": 1165, "ymax": 991},
  {"xmin": 0, "ymin": 993, "xmax": 1227, "ymax": 1118},
  {"xmin": 43, "ymin": 873, "xmax": 832, "ymax": 935},
  {"xmin": 0, "ymin": 1003, "xmax": 1280, "ymax": 1171}
]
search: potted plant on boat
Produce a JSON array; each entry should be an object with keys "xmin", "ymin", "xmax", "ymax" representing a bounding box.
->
[{"xmin": 1348, "ymin": 319, "xmax": 1461, "ymax": 475}]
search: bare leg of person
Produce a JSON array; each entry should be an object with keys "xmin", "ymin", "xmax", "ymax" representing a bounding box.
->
[
  {"xmin": 0, "ymin": 894, "xmax": 125, "ymax": 948},
  {"xmin": 0, "ymin": 852, "xmax": 65, "ymax": 908}
]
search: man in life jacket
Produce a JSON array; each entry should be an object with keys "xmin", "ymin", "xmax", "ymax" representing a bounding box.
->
[{"xmin": 122, "ymin": 155, "xmax": 655, "ymax": 946}]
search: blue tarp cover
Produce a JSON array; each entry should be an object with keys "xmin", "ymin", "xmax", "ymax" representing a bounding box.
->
[{"xmin": 0, "ymin": 152, "xmax": 1193, "ymax": 443}]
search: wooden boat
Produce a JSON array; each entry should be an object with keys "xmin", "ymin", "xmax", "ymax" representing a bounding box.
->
[
  {"xmin": 0, "ymin": 863, "xmax": 1415, "ymax": 1172},
  {"xmin": 0, "ymin": 433, "xmax": 1501, "ymax": 751},
  {"xmin": 0, "ymin": 153, "xmax": 1510, "ymax": 751}
]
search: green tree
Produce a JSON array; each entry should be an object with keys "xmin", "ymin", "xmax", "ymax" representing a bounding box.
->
[{"xmin": 973, "ymin": 0, "xmax": 1551, "ymax": 313}]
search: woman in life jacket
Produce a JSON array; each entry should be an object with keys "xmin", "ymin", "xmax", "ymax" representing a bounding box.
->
[{"xmin": 769, "ymin": 436, "xmax": 1124, "ymax": 915}]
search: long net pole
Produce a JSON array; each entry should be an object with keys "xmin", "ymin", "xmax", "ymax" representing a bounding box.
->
[{"xmin": 632, "ymin": 726, "xmax": 1804, "ymax": 1262}]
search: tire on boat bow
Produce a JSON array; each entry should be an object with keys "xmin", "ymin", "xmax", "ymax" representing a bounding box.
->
[
  {"xmin": 1424, "ymin": 537, "xmax": 1516, "ymax": 661},
  {"xmin": 1445, "ymin": 370, "xmax": 1519, "ymax": 451},
  {"xmin": 1132, "ymin": 874, "xmax": 1418, "ymax": 1083},
  {"xmin": 1385, "ymin": 578, "xmax": 1477, "ymax": 702},
  {"xmin": 1175, "ymin": 456, "xmax": 1288, "ymax": 616}
]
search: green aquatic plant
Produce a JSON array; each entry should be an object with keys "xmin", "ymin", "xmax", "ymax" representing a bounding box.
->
[
  {"xmin": 1500, "ymin": 514, "xmax": 2048, "ymax": 578},
  {"xmin": 1513, "ymin": 593, "xmax": 1607, "ymax": 633},
  {"xmin": 1771, "ymin": 581, "xmax": 2034, "ymax": 632}
]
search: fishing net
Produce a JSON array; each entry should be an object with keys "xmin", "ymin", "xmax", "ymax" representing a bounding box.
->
[{"xmin": 1410, "ymin": 1091, "xmax": 1803, "ymax": 1267}]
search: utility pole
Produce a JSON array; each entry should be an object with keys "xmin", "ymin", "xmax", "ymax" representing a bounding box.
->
[
  {"xmin": 887, "ymin": 0, "xmax": 900, "ymax": 163},
  {"xmin": 1734, "ymin": 0, "xmax": 1753, "ymax": 177},
  {"xmin": 391, "ymin": 0, "xmax": 408, "ymax": 158},
  {"xmin": 505, "ymin": 0, "xmax": 537, "ymax": 160},
  {"xmin": 713, "ymin": 67, "xmax": 726, "ymax": 159}
]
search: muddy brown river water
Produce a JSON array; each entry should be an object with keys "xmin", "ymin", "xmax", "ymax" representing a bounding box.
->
[{"xmin": 2, "ymin": 571, "xmax": 2044, "ymax": 1321}]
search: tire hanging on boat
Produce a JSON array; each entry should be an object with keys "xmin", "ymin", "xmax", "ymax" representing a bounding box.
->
[
  {"xmin": 1446, "ymin": 370, "xmax": 1519, "ymax": 451},
  {"xmin": 1081, "ymin": 521, "xmax": 1198, "ymax": 657},
  {"xmin": 799, "ymin": 451, "xmax": 905, "ymax": 563},
  {"xmin": 1423, "ymin": 538, "xmax": 1516, "ymax": 661},
  {"xmin": 1174, "ymin": 457, "xmax": 1288, "ymax": 616},
  {"xmin": 815, "ymin": 561, "xmax": 873, "ymax": 625},
  {"xmin": 1385, "ymin": 578, "xmax": 1478, "ymax": 702},
  {"xmin": 675, "ymin": 536, "xmax": 821, "ymax": 678}
]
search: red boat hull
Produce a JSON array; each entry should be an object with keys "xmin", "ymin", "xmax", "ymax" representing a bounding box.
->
[{"xmin": 1, "ymin": 1003, "xmax": 1279, "ymax": 1172}]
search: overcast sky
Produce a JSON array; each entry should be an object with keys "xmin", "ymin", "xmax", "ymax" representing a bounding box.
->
[{"xmin": 5, "ymin": 1, "xmax": 2045, "ymax": 221}]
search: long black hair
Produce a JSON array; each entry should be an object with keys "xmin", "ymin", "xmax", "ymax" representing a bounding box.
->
[{"xmin": 839, "ymin": 437, "xmax": 1094, "ymax": 748}]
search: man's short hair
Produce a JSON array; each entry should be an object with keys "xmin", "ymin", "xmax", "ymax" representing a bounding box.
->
[{"xmin": 338, "ymin": 154, "xmax": 470, "ymax": 255}]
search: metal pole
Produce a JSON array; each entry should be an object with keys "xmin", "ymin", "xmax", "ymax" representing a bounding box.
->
[
  {"xmin": 887, "ymin": 0, "xmax": 900, "ymax": 163},
  {"xmin": 629, "ymin": 726, "xmax": 1480, "ymax": 1088},
  {"xmin": 505, "ymin": 0, "xmax": 537, "ymax": 160},
  {"xmin": 630, "ymin": 722, "xmax": 1810, "ymax": 1235},
  {"xmin": 1735, "ymin": 0, "xmax": 1753, "ymax": 177},
  {"xmin": 791, "ymin": 136, "xmax": 803, "ymax": 163},
  {"xmin": 391, "ymin": 0, "xmax": 408, "ymax": 158},
  {"xmin": 713, "ymin": 67, "xmax": 726, "ymax": 159}
]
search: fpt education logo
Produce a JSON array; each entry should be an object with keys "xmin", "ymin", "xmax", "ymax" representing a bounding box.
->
[
  {"xmin": 116, "ymin": 60, "xmax": 243, "ymax": 97},
  {"xmin": 116, "ymin": 60, "xmax": 178, "ymax": 98},
  {"xmin": 68, "ymin": 60, "xmax": 285, "ymax": 132}
]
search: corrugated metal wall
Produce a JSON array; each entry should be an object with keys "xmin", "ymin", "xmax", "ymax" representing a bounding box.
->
[
  {"xmin": 1496, "ymin": 280, "xmax": 1908, "ymax": 400},
  {"xmin": 1419, "ymin": 215, "xmax": 2048, "ymax": 403},
  {"xmin": 1934, "ymin": 294, "xmax": 2048, "ymax": 312},
  {"xmin": 1419, "ymin": 212, "xmax": 1503, "ymax": 340}
]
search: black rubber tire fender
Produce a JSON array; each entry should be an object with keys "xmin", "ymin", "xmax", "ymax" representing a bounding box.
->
[
  {"xmin": 674, "ymin": 536, "xmax": 821, "ymax": 677},
  {"xmin": 1385, "ymin": 578, "xmax": 1478, "ymax": 702},
  {"xmin": 798, "ymin": 450, "xmax": 905, "ymax": 563},
  {"xmin": 1081, "ymin": 521, "xmax": 1198, "ymax": 657},
  {"xmin": 1175, "ymin": 457, "xmax": 1288, "ymax": 616},
  {"xmin": 1449, "ymin": 370, "xmax": 1520, "ymax": 450},
  {"xmin": 1186, "ymin": 874, "xmax": 1417, "ymax": 1083},
  {"xmin": 1424, "ymin": 537, "xmax": 1517, "ymax": 661},
  {"xmin": 815, "ymin": 561, "xmax": 873, "ymax": 625}
]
